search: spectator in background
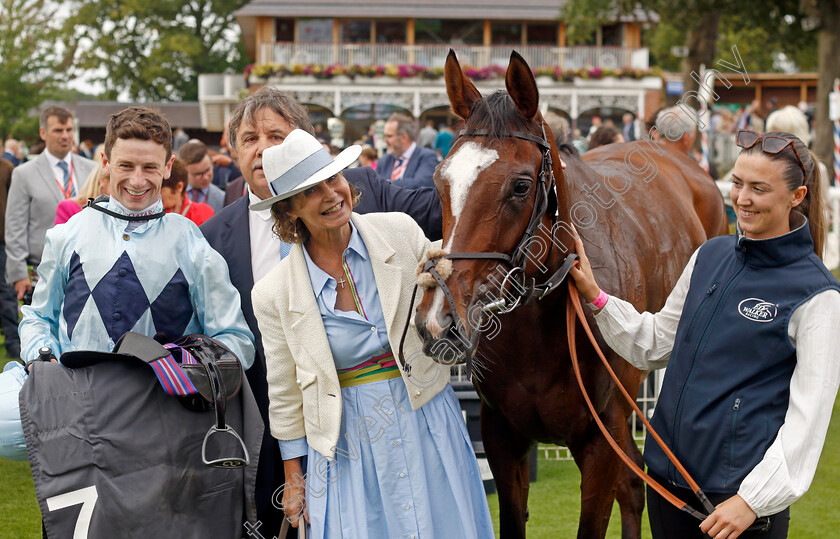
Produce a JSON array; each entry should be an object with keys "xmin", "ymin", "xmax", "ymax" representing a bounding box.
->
[
  {"xmin": 571, "ymin": 128, "xmax": 588, "ymax": 154},
  {"xmin": 417, "ymin": 120, "xmax": 438, "ymax": 149},
  {"xmin": 654, "ymin": 106, "xmax": 698, "ymax": 157},
  {"xmin": 172, "ymin": 127, "xmax": 189, "ymax": 153},
  {"xmin": 622, "ymin": 112, "xmax": 636, "ymax": 142},
  {"xmin": 434, "ymin": 124, "xmax": 455, "ymax": 158},
  {"xmin": 210, "ymin": 120, "xmax": 242, "ymax": 190},
  {"xmin": 361, "ymin": 123, "xmax": 376, "ymax": 147},
  {"xmin": 377, "ymin": 113, "xmax": 439, "ymax": 189},
  {"xmin": 5, "ymin": 105, "xmax": 95, "ymax": 301},
  {"xmin": 178, "ymin": 141, "xmax": 225, "ymax": 213},
  {"xmin": 544, "ymin": 111, "xmax": 570, "ymax": 146},
  {"xmin": 0, "ymin": 157, "xmax": 20, "ymax": 359},
  {"xmin": 161, "ymin": 158, "xmax": 214, "ymax": 226},
  {"xmin": 358, "ymin": 146, "xmax": 378, "ymax": 170},
  {"xmin": 588, "ymin": 116, "xmax": 602, "ymax": 137},
  {"xmin": 78, "ymin": 139, "xmax": 95, "ymax": 160},
  {"xmin": 587, "ymin": 126, "xmax": 625, "ymax": 151},
  {"xmin": 313, "ymin": 123, "xmax": 330, "ymax": 145},
  {"xmin": 27, "ymin": 141, "xmax": 45, "ymax": 160},
  {"xmin": 2, "ymin": 140, "xmax": 20, "ymax": 167},
  {"xmin": 54, "ymin": 162, "xmax": 111, "ymax": 225}
]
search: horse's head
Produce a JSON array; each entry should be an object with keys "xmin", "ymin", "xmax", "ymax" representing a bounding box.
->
[{"xmin": 414, "ymin": 50, "xmax": 569, "ymax": 368}]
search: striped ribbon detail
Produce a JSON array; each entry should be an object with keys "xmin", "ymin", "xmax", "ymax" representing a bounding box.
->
[
  {"xmin": 337, "ymin": 351, "xmax": 400, "ymax": 388},
  {"xmin": 834, "ymin": 79, "xmax": 839, "ymax": 186},
  {"xmin": 342, "ymin": 259, "xmax": 368, "ymax": 320},
  {"xmin": 149, "ymin": 344, "xmax": 200, "ymax": 396}
]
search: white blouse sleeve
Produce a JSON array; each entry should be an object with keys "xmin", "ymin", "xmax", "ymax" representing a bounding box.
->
[
  {"xmin": 738, "ymin": 288, "xmax": 840, "ymax": 517},
  {"xmin": 592, "ymin": 249, "xmax": 698, "ymax": 370}
]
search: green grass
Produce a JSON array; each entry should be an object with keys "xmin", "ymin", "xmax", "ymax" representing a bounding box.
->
[
  {"xmin": 3, "ymin": 398, "xmax": 840, "ymax": 537},
  {"xmin": 2, "ymin": 324, "xmax": 840, "ymax": 538}
]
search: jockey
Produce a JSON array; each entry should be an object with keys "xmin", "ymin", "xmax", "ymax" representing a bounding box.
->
[{"xmin": 2, "ymin": 106, "xmax": 257, "ymax": 537}]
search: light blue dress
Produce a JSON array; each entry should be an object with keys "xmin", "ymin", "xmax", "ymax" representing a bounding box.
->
[{"xmin": 279, "ymin": 223, "xmax": 493, "ymax": 539}]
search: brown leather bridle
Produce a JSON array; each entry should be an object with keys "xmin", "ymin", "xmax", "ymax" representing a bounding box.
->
[{"xmin": 398, "ymin": 124, "xmax": 578, "ymax": 377}]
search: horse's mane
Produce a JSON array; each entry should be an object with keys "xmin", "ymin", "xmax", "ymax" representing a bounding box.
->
[
  {"xmin": 464, "ymin": 91, "xmax": 533, "ymax": 141},
  {"xmin": 464, "ymin": 90, "xmax": 580, "ymax": 158}
]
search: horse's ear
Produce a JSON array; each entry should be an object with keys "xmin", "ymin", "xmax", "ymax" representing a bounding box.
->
[
  {"xmin": 505, "ymin": 50, "xmax": 539, "ymax": 119},
  {"xmin": 445, "ymin": 49, "xmax": 482, "ymax": 120}
]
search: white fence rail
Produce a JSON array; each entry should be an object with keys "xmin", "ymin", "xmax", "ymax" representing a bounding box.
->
[{"xmin": 260, "ymin": 43, "xmax": 649, "ymax": 70}]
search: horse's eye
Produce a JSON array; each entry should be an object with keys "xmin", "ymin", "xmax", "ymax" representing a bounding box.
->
[{"xmin": 512, "ymin": 180, "xmax": 531, "ymax": 197}]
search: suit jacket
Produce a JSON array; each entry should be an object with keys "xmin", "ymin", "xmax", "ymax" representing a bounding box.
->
[
  {"xmin": 348, "ymin": 166, "xmax": 442, "ymax": 241},
  {"xmin": 252, "ymin": 212, "xmax": 449, "ymax": 460},
  {"xmin": 203, "ymin": 183, "xmax": 226, "ymax": 213},
  {"xmin": 376, "ymin": 146, "xmax": 439, "ymax": 190},
  {"xmin": 5, "ymin": 152, "xmax": 94, "ymax": 283},
  {"xmin": 0, "ymin": 151, "xmax": 19, "ymax": 168},
  {"xmin": 224, "ymin": 176, "xmax": 246, "ymax": 207}
]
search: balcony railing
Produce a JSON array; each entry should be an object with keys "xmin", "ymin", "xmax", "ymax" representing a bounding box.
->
[{"xmin": 259, "ymin": 43, "xmax": 649, "ymax": 70}]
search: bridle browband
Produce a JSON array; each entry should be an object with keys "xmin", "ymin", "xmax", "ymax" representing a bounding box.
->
[{"xmin": 398, "ymin": 124, "xmax": 578, "ymax": 378}]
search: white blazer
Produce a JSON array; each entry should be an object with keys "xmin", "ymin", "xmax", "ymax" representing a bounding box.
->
[{"xmin": 252, "ymin": 212, "xmax": 449, "ymax": 460}]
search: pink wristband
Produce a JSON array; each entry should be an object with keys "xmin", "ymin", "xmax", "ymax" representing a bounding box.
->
[{"xmin": 590, "ymin": 289, "xmax": 608, "ymax": 310}]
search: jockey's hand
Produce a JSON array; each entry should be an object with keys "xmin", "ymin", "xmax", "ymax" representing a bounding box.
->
[
  {"xmin": 700, "ymin": 494, "xmax": 757, "ymax": 539},
  {"xmin": 281, "ymin": 458, "xmax": 310, "ymax": 528},
  {"xmin": 568, "ymin": 224, "xmax": 600, "ymax": 303}
]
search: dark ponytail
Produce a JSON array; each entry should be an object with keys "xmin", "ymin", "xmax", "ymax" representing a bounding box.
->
[{"xmin": 802, "ymin": 148, "xmax": 827, "ymax": 259}]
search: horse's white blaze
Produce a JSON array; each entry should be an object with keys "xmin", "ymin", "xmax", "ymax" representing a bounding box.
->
[
  {"xmin": 426, "ymin": 142, "xmax": 498, "ymax": 334},
  {"xmin": 425, "ymin": 288, "xmax": 446, "ymax": 338},
  {"xmin": 440, "ymin": 142, "xmax": 498, "ymax": 251}
]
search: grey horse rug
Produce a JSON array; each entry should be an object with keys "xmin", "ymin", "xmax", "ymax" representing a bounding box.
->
[{"xmin": 19, "ymin": 355, "xmax": 262, "ymax": 538}]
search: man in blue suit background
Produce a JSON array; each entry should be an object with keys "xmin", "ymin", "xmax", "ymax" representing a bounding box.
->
[
  {"xmin": 200, "ymin": 87, "xmax": 442, "ymax": 538},
  {"xmin": 376, "ymin": 113, "xmax": 440, "ymax": 189}
]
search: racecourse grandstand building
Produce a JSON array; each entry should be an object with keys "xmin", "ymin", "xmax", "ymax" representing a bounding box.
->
[{"xmin": 198, "ymin": 0, "xmax": 663, "ymax": 142}]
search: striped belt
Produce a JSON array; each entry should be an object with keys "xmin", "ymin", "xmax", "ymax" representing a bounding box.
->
[{"xmin": 337, "ymin": 351, "xmax": 400, "ymax": 388}]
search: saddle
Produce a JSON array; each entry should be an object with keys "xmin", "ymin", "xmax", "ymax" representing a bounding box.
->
[{"xmin": 60, "ymin": 331, "xmax": 249, "ymax": 468}]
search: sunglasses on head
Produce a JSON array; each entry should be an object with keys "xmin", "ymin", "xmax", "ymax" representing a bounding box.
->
[{"xmin": 736, "ymin": 130, "xmax": 806, "ymax": 183}]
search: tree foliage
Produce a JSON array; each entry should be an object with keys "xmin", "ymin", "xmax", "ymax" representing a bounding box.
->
[
  {"xmin": 64, "ymin": 0, "xmax": 250, "ymax": 101},
  {"xmin": 0, "ymin": 0, "xmax": 73, "ymax": 139},
  {"xmin": 562, "ymin": 0, "xmax": 819, "ymax": 81}
]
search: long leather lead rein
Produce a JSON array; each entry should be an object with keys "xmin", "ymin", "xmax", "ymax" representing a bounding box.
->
[{"xmin": 566, "ymin": 280, "xmax": 772, "ymax": 532}]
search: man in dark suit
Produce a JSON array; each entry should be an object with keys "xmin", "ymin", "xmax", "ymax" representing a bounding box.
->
[
  {"xmin": 200, "ymin": 87, "xmax": 441, "ymax": 538},
  {"xmin": 376, "ymin": 112, "xmax": 439, "ymax": 189}
]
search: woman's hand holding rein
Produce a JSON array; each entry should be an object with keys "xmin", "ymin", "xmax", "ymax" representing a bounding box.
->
[{"xmin": 568, "ymin": 225, "xmax": 602, "ymax": 304}]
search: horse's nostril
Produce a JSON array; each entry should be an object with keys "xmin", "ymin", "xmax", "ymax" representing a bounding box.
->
[{"xmin": 439, "ymin": 313, "xmax": 454, "ymax": 331}]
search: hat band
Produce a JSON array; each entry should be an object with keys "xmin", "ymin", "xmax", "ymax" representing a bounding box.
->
[{"xmin": 269, "ymin": 147, "xmax": 334, "ymax": 198}]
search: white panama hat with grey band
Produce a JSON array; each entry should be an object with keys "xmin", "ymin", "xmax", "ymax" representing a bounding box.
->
[{"xmin": 249, "ymin": 129, "xmax": 362, "ymax": 211}]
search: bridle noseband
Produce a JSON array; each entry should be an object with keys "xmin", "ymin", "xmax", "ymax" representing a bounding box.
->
[{"xmin": 400, "ymin": 124, "xmax": 578, "ymax": 377}]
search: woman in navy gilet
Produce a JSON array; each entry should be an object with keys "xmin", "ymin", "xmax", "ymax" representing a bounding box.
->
[{"xmin": 570, "ymin": 131, "xmax": 840, "ymax": 539}]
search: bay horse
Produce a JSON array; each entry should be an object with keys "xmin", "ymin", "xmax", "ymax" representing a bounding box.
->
[{"xmin": 413, "ymin": 51, "xmax": 727, "ymax": 538}]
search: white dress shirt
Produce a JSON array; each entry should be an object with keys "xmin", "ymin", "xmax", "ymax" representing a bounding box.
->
[
  {"xmin": 594, "ymin": 248, "xmax": 840, "ymax": 517},
  {"xmin": 247, "ymin": 187, "xmax": 290, "ymax": 283},
  {"xmin": 43, "ymin": 149, "xmax": 75, "ymax": 196}
]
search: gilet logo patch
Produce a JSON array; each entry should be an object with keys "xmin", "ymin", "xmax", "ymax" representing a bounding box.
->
[{"xmin": 738, "ymin": 298, "xmax": 777, "ymax": 322}]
